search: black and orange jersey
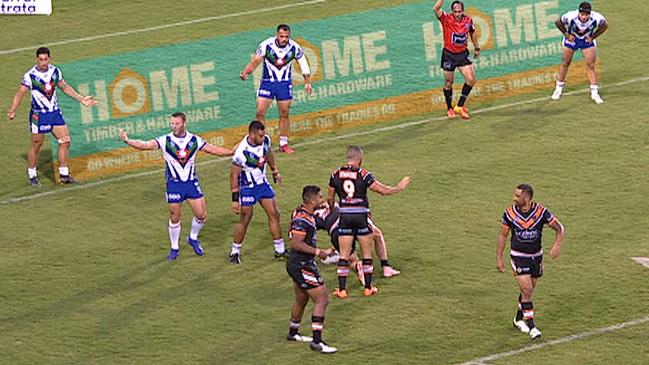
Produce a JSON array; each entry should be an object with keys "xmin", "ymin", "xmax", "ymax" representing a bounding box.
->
[
  {"xmin": 329, "ymin": 165, "xmax": 376, "ymax": 213},
  {"xmin": 501, "ymin": 202, "xmax": 556, "ymax": 256},
  {"xmin": 288, "ymin": 205, "xmax": 318, "ymax": 262},
  {"xmin": 314, "ymin": 204, "xmax": 339, "ymax": 235}
]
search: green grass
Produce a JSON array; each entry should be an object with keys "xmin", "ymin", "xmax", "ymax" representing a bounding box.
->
[{"xmin": 1, "ymin": 1, "xmax": 649, "ymax": 364}]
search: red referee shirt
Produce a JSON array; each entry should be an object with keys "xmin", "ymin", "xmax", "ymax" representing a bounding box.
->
[{"xmin": 438, "ymin": 11, "xmax": 475, "ymax": 53}]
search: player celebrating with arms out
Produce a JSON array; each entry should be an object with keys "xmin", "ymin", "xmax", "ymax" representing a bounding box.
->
[
  {"xmin": 329, "ymin": 146, "xmax": 411, "ymax": 298},
  {"xmin": 551, "ymin": 1, "xmax": 608, "ymax": 104},
  {"xmin": 496, "ymin": 184, "xmax": 565, "ymax": 340},
  {"xmin": 119, "ymin": 112, "xmax": 233, "ymax": 260},
  {"xmin": 285, "ymin": 185, "xmax": 337, "ymax": 354},
  {"xmin": 7, "ymin": 47, "xmax": 97, "ymax": 186},
  {"xmin": 239, "ymin": 24, "xmax": 312, "ymax": 154},
  {"xmin": 433, "ymin": 0, "xmax": 480, "ymax": 120}
]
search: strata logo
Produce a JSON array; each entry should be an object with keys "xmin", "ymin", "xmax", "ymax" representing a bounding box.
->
[
  {"xmin": 77, "ymin": 61, "xmax": 220, "ymax": 124},
  {"xmin": 241, "ymin": 196, "xmax": 255, "ymax": 203},
  {"xmin": 1, "ymin": 0, "xmax": 52, "ymax": 15}
]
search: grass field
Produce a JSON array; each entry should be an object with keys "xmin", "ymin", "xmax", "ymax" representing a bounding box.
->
[{"xmin": 1, "ymin": 1, "xmax": 649, "ymax": 364}]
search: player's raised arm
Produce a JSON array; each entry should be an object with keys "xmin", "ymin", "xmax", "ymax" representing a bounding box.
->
[
  {"xmin": 119, "ymin": 129, "xmax": 158, "ymax": 150},
  {"xmin": 369, "ymin": 176, "xmax": 411, "ymax": 195},
  {"xmin": 496, "ymin": 224, "xmax": 510, "ymax": 273},
  {"xmin": 548, "ymin": 218, "xmax": 565, "ymax": 259},
  {"xmin": 239, "ymin": 54, "xmax": 264, "ymax": 80},
  {"xmin": 433, "ymin": 0, "xmax": 444, "ymax": 20},
  {"xmin": 202, "ymin": 143, "xmax": 234, "ymax": 157},
  {"xmin": 7, "ymin": 85, "xmax": 29, "ymax": 120},
  {"xmin": 57, "ymin": 79, "xmax": 97, "ymax": 107}
]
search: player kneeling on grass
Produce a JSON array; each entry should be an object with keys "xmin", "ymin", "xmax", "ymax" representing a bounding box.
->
[
  {"xmin": 496, "ymin": 184, "xmax": 565, "ymax": 340},
  {"xmin": 119, "ymin": 112, "xmax": 234, "ymax": 260},
  {"xmin": 286, "ymin": 185, "xmax": 337, "ymax": 354}
]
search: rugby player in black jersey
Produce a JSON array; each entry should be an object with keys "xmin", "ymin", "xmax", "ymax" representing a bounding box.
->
[
  {"xmin": 286, "ymin": 185, "xmax": 337, "ymax": 353},
  {"xmin": 497, "ymin": 184, "xmax": 565, "ymax": 340},
  {"xmin": 328, "ymin": 146, "xmax": 411, "ymax": 298}
]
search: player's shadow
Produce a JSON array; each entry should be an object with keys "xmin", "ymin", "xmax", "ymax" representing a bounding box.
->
[{"xmin": 20, "ymin": 146, "xmax": 55, "ymax": 183}]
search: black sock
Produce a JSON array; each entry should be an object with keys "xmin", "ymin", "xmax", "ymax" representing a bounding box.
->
[
  {"xmin": 516, "ymin": 294, "xmax": 523, "ymax": 321},
  {"xmin": 312, "ymin": 316, "xmax": 324, "ymax": 343},
  {"xmin": 362, "ymin": 258, "xmax": 373, "ymax": 289},
  {"xmin": 289, "ymin": 319, "xmax": 300, "ymax": 336},
  {"xmin": 380, "ymin": 259, "xmax": 389, "ymax": 268},
  {"xmin": 337, "ymin": 260, "xmax": 349, "ymax": 290},
  {"xmin": 457, "ymin": 83, "xmax": 473, "ymax": 107},
  {"xmin": 443, "ymin": 88, "xmax": 453, "ymax": 109}
]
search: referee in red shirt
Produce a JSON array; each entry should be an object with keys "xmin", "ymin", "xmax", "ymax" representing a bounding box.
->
[{"xmin": 434, "ymin": 0, "xmax": 480, "ymax": 119}]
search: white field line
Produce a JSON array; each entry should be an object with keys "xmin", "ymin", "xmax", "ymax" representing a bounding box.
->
[
  {"xmin": 454, "ymin": 315, "xmax": 649, "ymax": 365},
  {"xmin": 0, "ymin": 0, "xmax": 326, "ymax": 56},
  {"xmin": 1, "ymin": 75, "xmax": 647, "ymax": 206}
]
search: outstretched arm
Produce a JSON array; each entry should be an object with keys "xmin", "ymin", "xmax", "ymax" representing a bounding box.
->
[
  {"xmin": 7, "ymin": 85, "xmax": 29, "ymax": 119},
  {"xmin": 57, "ymin": 79, "xmax": 97, "ymax": 107},
  {"xmin": 202, "ymin": 143, "xmax": 234, "ymax": 157},
  {"xmin": 433, "ymin": 0, "xmax": 444, "ymax": 19},
  {"xmin": 240, "ymin": 54, "xmax": 264, "ymax": 80},
  {"xmin": 496, "ymin": 225, "xmax": 509, "ymax": 273},
  {"xmin": 119, "ymin": 129, "xmax": 158, "ymax": 150},
  {"xmin": 548, "ymin": 218, "xmax": 565, "ymax": 258},
  {"xmin": 369, "ymin": 176, "xmax": 411, "ymax": 195}
]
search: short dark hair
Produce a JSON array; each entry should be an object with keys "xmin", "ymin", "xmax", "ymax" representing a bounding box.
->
[
  {"xmin": 346, "ymin": 145, "xmax": 363, "ymax": 161},
  {"xmin": 277, "ymin": 24, "xmax": 291, "ymax": 32},
  {"xmin": 248, "ymin": 120, "xmax": 265, "ymax": 133},
  {"xmin": 451, "ymin": 1, "xmax": 464, "ymax": 11},
  {"xmin": 171, "ymin": 111, "xmax": 186, "ymax": 122},
  {"xmin": 578, "ymin": 1, "xmax": 592, "ymax": 13},
  {"xmin": 302, "ymin": 185, "xmax": 321, "ymax": 203},
  {"xmin": 36, "ymin": 47, "xmax": 50, "ymax": 57},
  {"xmin": 517, "ymin": 183, "xmax": 534, "ymax": 199}
]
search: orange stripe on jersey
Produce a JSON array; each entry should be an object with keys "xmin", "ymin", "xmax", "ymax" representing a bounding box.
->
[{"xmin": 290, "ymin": 230, "xmax": 307, "ymax": 236}]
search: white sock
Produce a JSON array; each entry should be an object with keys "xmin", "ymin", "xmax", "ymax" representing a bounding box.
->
[
  {"xmin": 279, "ymin": 135, "xmax": 288, "ymax": 147},
  {"xmin": 190, "ymin": 217, "xmax": 204, "ymax": 240},
  {"xmin": 590, "ymin": 84, "xmax": 599, "ymax": 95},
  {"xmin": 28, "ymin": 167, "xmax": 37, "ymax": 179},
  {"xmin": 555, "ymin": 80, "xmax": 564, "ymax": 89},
  {"xmin": 273, "ymin": 239, "xmax": 286, "ymax": 254},
  {"xmin": 169, "ymin": 220, "xmax": 181, "ymax": 250},
  {"xmin": 59, "ymin": 166, "xmax": 69, "ymax": 176},
  {"xmin": 231, "ymin": 242, "xmax": 242, "ymax": 255}
]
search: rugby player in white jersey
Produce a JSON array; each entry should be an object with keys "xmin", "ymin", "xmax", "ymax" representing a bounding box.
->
[
  {"xmin": 552, "ymin": 2, "xmax": 608, "ymax": 104},
  {"xmin": 228, "ymin": 121, "xmax": 286, "ymax": 264},
  {"xmin": 119, "ymin": 112, "xmax": 233, "ymax": 260},
  {"xmin": 239, "ymin": 24, "xmax": 312, "ymax": 154},
  {"xmin": 7, "ymin": 47, "xmax": 97, "ymax": 186}
]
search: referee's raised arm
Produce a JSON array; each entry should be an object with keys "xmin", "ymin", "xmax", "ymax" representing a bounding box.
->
[{"xmin": 433, "ymin": 0, "xmax": 444, "ymax": 19}]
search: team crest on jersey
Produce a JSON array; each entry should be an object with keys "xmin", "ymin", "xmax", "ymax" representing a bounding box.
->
[
  {"xmin": 166, "ymin": 136, "xmax": 198, "ymax": 167},
  {"xmin": 243, "ymin": 150, "xmax": 266, "ymax": 169}
]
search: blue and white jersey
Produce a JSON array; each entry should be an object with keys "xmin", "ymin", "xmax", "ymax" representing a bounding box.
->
[
  {"xmin": 255, "ymin": 37, "xmax": 310, "ymax": 82},
  {"xmin": 232, "ymin": 134, "xmax": 272, "ymax": 187},
  {"xmin": 560, "ymin": 10, "xmax": 606, "ymax": 40},
  {"xmin": 21, "ymin": 64, "xmax": 63, "ymax": 113},
  {"xmin": 154, "ymin": 132, "xmax": 206, "ymax": 182}
]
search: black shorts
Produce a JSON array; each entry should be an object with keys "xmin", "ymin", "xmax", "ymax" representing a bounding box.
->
[
  {"xmin": 510, "ymin": 255, "xmax": 543, "ymax": 278},
  {"xmin": 286, "ymin": 260, "xmax": 324, "ymax": 290},
  {"xmin": 330, "ymin": 231, "xmax": 357, "ymax": 254},
  {"xmin": 440, "ymin": 48, "xmax": 472, "ymax": 72},
  {"xmin": 337, "ymin": 213, "xmax": 372, "ymax": 237}
]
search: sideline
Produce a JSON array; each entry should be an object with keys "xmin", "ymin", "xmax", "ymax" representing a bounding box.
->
[{"xmin": 0, "ymin": 0, "xmax": 326, "ymax": 56}]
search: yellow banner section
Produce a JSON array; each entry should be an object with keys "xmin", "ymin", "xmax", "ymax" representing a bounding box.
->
[{"xmin": 66, "ymin": 62, "xmax": 587, "ymax": 181}]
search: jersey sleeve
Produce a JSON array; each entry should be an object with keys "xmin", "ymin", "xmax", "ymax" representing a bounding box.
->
[
  {"xmin": 501, "ymin": 211, "xmax": 512, "ymax": 227},
  {"xmin": 21, "ymin": 72, "xmax": 32, "ymax": 88},
  {"xmin": 53, "ymin": 67, "xmax": 64, "ymax": 84},
  {"xmin": 328, "ymin": 172, "xmax": 337, "ymax": 188},
  {"xmin": 154, "ymin": 135, "xmax": 165, "ymax": 149},
  {"xmin": 196, "ymin": 136, "xmax": 207, "ymax": 150},
  {"xmin": 560, "ymin": 11, "xmax": 571, "ymax": 25},
  {"xmin": 468, "ymin": 16, "xmax": 476, "ymax": 33},
  {"xmin": 363, "ymin": 170, "xmax": 376, "ymax": 186},
  {"xmin": 255, "ymin": 40, "xmax": 266, "ymax": 57},
  {"xmin": 593, "ymin": 12, "xmax": 606, "ymax": 26},
  {"xmin": 232, "ymin": 145, "xmax": 245, "ymax": 167},
  {"xmin": 542, "ymin": 207, "xmax": 556, "ymax": 225},
  {"xmin": 290, "ymin": 217, "xmax": 309, "ymax": 236}
]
